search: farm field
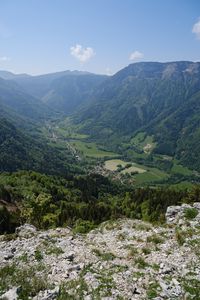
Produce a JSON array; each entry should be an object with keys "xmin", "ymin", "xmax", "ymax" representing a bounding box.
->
[
  {"xmin": 43, "ymin": 121, "xmax": 198, "ymax": 188},
  {"xmin": 104, "ymin": 159, "xmax": 169, "ymax": 185},
  {"xmin": 69, "ymin": 140, "xmax": 118, "ymax": 158},
  {"xmin": 104, "ymin": 159, "xmax": 146, "ymax": 173},
  {"xmin": 131, "ymin": 132, "xmax": 156, "ymax": 153},
  {"xmin": 134, "ymin": 167, "xmax": 169, "ymax": 185},
  {"xmin": 171, "ymin": 161, "xmax": 194, "ymax": 176}
]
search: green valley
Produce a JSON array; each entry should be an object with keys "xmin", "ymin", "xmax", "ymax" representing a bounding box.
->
[
  {"xmin": 39, "ymin": 117, "xmax": 200, "ymax": 188},
  {"xmin": 1, "ymin": 3, "xmax": 200, "ymax": 300},
  {"xmin": 1, "ymin": 61, "xmax": 200, "ymax": 236}
]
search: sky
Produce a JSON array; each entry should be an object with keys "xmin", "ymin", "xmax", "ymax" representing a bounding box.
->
[{"xmin": 0, "ymin": 0, "xmax": 200, "ymax": 75}]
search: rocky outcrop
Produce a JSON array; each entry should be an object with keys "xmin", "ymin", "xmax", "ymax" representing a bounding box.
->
[
  {"xmin": 15, "ymin": 223, "xmax": 37, "ymax": 238},
  {"xmin": 0, "ymin": 286, "xmax": 20, "ymax": 300},
  {"xmin": 165, "ymin": 202, "xmax": 200, "ymax": 225},
  {"xmin": 0, "ymin": 204, "xmax": 199, "ymax": 299}
]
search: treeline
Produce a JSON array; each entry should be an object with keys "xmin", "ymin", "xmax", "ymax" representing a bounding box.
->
[{"xmin": 0, "ymin": 171, "xmax": 199, "ymax": 234}]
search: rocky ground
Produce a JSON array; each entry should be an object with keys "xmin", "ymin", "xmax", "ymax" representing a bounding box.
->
[{"xmin": 0, "ymin": 203, "xmax": 200, "ymax": 300}]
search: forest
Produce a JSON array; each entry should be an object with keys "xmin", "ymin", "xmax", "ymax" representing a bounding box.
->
[{"xmin": 1, "ymin": 170, "xmax": 200, "ymax": 234}]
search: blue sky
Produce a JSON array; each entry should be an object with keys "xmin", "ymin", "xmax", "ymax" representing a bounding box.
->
[{"xmin": 0, "ymin": 0, "xmax": 200, "ymax": 75}]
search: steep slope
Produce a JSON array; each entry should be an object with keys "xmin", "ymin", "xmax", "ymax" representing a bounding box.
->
[
  {"xmin": 0, "ymin": 118, "xmax": 77, "ymax": 175},
  {"xmin": 152, "ymin": 90, "xmax": 200, "ymax": 169},
  {"xmin": 14, "ymin": 71, "xmax": 107, "ymax": 114},
  {"xmin": 13, "ymin": 70, "xmax": 90, "ymax": 99},
  {"xmin": 41, "ymin": 73, "xmax": 107, "ymax": 114},
  {"xmin": 73, "ymin": 61, "xmax": 200, "ymax": 171},
  {"xmin": 0, "ymin": 77, "xmax": 53, "ymax": 122},
  {"xmin": 0, "ymin": 70, "xmax": 30, "ymax": 80},
  {"xmin": 75, "ymin": 61, "xmax": 200, "ymax": 136}
]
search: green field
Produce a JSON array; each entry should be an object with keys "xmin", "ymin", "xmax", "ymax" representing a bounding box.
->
[
  {"xmin": 134, "ymin": 167, "xmax": 169, "ymax": 185},
  {"xmin": 171, "ymin": 161, "xmax": 194, "ymax": 176},
  {"xmin": 55, "ymin": 126, "xmax": 89, "ymax": 140},
  {"xmin": 44, "ymin": 120, "xmax": 197, "ymax": 188},
  {"xmin": 126, "ymin": 149, "xmax": 148, "ymax": 160},
  {"xmin": 170, "ymin": 181, "xmax": 194, "ymax": 190},
  {"xmin": 131, "ymin": 132, "xmax": 156, "ymax": 153},
  {"xmin": 104, "ymin": 158, "xmax": 169, "ymax": 185},
  {"xmin": 104, "ymin": 159, "xmax": 146, "ymax": 173},
  {"xmin": 121, "ymin": 165, "xmax": 146, "ymax": 174},
  {"xmin": 104, "ymin": 159, "xmax": 128, "ymax": 171},
  {"xmin": 69, "ymin": 140, "xmax": 118, "ymax": 158}
]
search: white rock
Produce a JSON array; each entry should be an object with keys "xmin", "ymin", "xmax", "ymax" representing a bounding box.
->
[
  {"xmin": 16, "ymin": 224, "xmax": 37, "ymax": 238},
  {"xmin": 193, "ymin": 202, "xmax": 200, "ymax": 210},
  {"xmin": 0, "ymin": 286, "xmax": 20, "ymax": 300}
]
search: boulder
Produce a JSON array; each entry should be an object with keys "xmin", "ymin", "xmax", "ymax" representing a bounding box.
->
[
  {"xmin": 165, "ymin": 206, "xmax": 181, "ymax": 224},
  {"xmin": 165, "ymin": 203, "xmax": 200, "ymax": 224},
  {"xmin": 33, "ymin": 287, "xmax": 60, "ymax": 300},
  {"xmin": 0, "ymin": 286, "xmax": 20, "ymax": 300},
  {"xmin": 15, "ymin": 224, "xmax": 37, "ymax": 238}
]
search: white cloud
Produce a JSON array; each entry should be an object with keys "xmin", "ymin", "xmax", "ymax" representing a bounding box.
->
[
  {"xmin": 70, "ymin": 44, "xmax": 95, "ymax": 63},
  {"xmin": 129, "ymin": 50, "xmax": 144, "ymax": 61},
  {"xmin": 0, "ymin": 56, "xmax": 10, "ymax": 62},
  {"xmin": 192, "ymin": 19, "xmax": 200, "ymax": 39}
]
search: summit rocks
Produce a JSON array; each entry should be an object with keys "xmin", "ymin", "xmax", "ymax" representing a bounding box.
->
[{"xmin": 0, "ymin": 204, "xmax": 200, "ymax": 299}]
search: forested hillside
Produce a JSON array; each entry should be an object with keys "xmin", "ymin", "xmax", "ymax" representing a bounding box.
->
[
  {"xmin": 0, "ymin": 77, "xmax": 52, "ymax": 121},
  {"xmin": 73, "ymin": 61, "xmax": 200, "ymax": 171},
  {"xmin": 1, "ymin": 170, "xmax": 198, "ymax": 234},
  {"xmin": 14, "ymin": 71, "xmax": 107, "ymax": 114},
  {"xmin": 0, "ymin": 118, "xmax": 79, "ymax": 176}
]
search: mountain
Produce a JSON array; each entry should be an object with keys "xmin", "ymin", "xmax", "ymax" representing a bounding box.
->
[
  {"xmin": 152, "ymin": 89, "xmax": 200, "ymax": 171},
  {"xmin": 13, "ymin": 71, "xmax": 107, "ymax": 114},
  {"xmin": 13, "ymin": 70, "xmax": 89, "ymax": 99},
  {"xmin": 0, "ymin": 69, "xmax": 107, "ymax": 118},
  {"xmin": 41, "ymin": 73, "xmax": 107, "ymax": 114},
  {"xmin": 73, "ymin": 61, "xmax": 200, "ymax": 171},
  {"xmin": 0, "ymin": 77, "xmax": 53, "ymax": 123},
  {"xmin": 1, "ymin": 62, "xmax": 200, "ymax": 173},
  {"xmin": 0, "ymin": 70, "xmax": 30, "ymax": 80},
  {"xmin": 0, "ymin": 117, "xmax": 78, "ymax": 175}
]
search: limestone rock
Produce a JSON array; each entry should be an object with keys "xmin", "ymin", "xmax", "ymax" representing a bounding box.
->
[
  {"xmin": 0, "ymin": 287, "xmax": 20, "ymax": 300},
  {"xmin": 15, "ymin": 223, "xmax": 37, "ymax": 238},
  {"xmin": 0, "ymin": 204, "xmax": 199, "ymax": 299},
  {"xmin": 165, "ymin": 203, "xmax": 200, "ymax": 225}
]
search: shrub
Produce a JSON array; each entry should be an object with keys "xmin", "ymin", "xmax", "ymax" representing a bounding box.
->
[
  {"xmin": 0, "ymin": 264, "xmax": 51, "ymax": 298},
  {"xmin": 92, "ymin": 249, "xmax": 115, "ymax": 261},
  {"xmin": 175, "ymin": 227, "xmax": 185, "ymax": 246},
  {"xmin": 46, "ymin": 246, "xmax": 64, "ymax": 256},
  {"xmin": 135, "ymin": 257, "xmax": 149, "ymax": 268},
  {"xmin": 73, "ymin": 219, "xmax": 96, "ymax": 234},
  {"xmin": 147, "ymin": 234, "xmax": 164, "ymax": 244},
  {"xmin": 34, "ymin": 249, "xmax": 43, "ymax": 261},
  {"xmin": 142, "ymin": 247, "xmax": 151, "ymax": 255},
  {"xmin": 184, "ymin": 208, "xmax": 198, "ymax": 220}
]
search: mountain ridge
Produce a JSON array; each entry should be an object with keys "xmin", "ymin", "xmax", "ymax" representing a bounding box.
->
[
  {"xmin": 1, "ymin": 61, "xmax": 200, "ymax": 172},
  {"xmin": 72, "ymin": 61, "xmax": 200, "ymax": 171}
]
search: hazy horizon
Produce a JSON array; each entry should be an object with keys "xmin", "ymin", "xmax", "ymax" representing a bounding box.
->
[{"xmin": 1, "ymin": 60, "xmax": 200, "ymax": 78}]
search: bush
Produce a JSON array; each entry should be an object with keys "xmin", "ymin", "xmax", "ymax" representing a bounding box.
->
[
  {"xmin": 34, "ymin": 249, "xmax": 43, "ymax": 261},
  {"xmin": 73, "ymin": 219, "xmax": 96, "ymax": 234},
  {"xmin": 184, "ymin": 208, "xmax": 198, "ymax": 220}
]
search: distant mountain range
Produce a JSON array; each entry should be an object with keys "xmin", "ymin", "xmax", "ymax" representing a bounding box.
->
[
  {"xmin": 1, "ymin": 61, "xmax": 200, "ymax": 172},
  {"xmin": 9, "ymin": 70, "xmax": 107, "ymax": 114},
  {"xmin": 0, "ymin": 77, "xmax": 52, "ymax": 125}
]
